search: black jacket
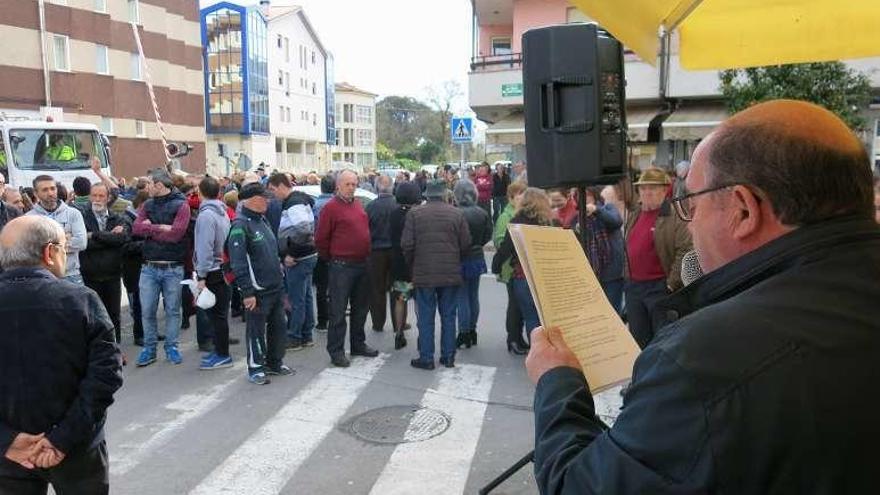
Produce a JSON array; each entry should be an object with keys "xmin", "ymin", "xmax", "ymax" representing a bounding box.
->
[
  {"xmin": 228, "ymin": 206, "xmax": 283, "ymax": 298},
  {"xmin": 79, "ymin": 205, "xmax": 131, "ymax": 281},
  {"xmin": 366, "ymin": 193, "xmax": 397, "ymax": 250},
  {"xmin": 0, "ymin": 268, "xmax": 123, "ymax": 459},
  {"xmin": 459, "ymin": 204, "xmax": 492, "ymax": 259},
  {"xmin": 533, "ymin": 216, "xmax": 880, "ymax": 494}
]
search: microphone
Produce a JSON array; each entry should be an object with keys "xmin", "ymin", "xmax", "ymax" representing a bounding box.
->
[{"xmin": 681, "ymin": 250, "xmax": 704, "ymax": 287}]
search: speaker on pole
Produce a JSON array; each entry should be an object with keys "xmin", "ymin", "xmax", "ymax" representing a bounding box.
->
[{"xmin": 522, "ymin": 23, "xmax": 627, "ymax": 189}]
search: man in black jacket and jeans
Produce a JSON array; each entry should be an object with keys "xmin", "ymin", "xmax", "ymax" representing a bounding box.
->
[
  {"xmin": 526, "ymin": 100, "xmax": 880, "ymax": 493},
  {"xmin": 228, "ymin": 182, "xmax": 292, "ymax": 385},
  {"xmin": 79, "ymin": 182, "xmax": 131, "ymax": 345},
  {"xmin": 365, "ymin": 175, "xmax": 397, "ymax": 333},
  {"xmin": 0, "ymin": 215, "xmax": 123, "ymax": 494}
]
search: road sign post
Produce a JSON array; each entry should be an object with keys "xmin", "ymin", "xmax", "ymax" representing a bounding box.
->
[{"xmin": 451, "ymin": 117, "xmax": 474, "ymax": 167}]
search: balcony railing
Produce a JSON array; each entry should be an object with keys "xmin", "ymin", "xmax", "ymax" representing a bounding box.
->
[{"xmin": 471, "ymin": 53, "xmax": 522, "ymax": 72}]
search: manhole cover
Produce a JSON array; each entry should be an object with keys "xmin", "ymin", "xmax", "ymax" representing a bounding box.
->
[{"xmin": 349, "ymin": 405, "xmax": 451, "ymax": 444}]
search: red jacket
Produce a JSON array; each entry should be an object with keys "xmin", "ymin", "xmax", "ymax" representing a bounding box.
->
[
  {"xmin": 315, "ymin": 196, "xmax": 371, "ymax": 262},
  {"xmin": 475, "ymin": 175, "xmax": 493, "ymax": 203}
]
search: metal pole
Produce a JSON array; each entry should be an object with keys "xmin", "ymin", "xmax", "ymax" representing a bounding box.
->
[{"xmin": 460, "ymin": 142, "xmax": 465, "ymax": 167}]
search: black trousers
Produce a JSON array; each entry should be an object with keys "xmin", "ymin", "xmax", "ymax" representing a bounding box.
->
[
  {"xmin": 505, "ymin": 281, "xmax": 525, "ymax": 345},
  {"xmin": 624, "ymin": 279, "xmax": 669, "ymax": 349},
  {"xmin": 245, "ymin": 290, "xmax": 287, "ymax": 373},
  {"xmin": 122, "ymin": 261, "xmax": 143, "ymax": 342},
  {"xmin": 0, "ymin": 441, "xmax": 108, "ymax": 495},
  {"xmin": 313, "ymin": 259, "xmax": 330, "ymax": 325},
  {"xmin": 203, "ymin": 271, "xmax": 231, "ymax": 357},
  {"xmin": 84, "ymin": 277, "xmax": 122, "ymax": 343},
  {"xmin": 327, "ymin": 261, "xmax": 370, "ymax": 357},
  {"xmin": 368, "ymin": 249, "xmax": 392, "ymax": 331}
]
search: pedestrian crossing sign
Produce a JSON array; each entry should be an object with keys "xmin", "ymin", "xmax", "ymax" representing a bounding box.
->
[{"xmin": 451, "ymin": 117, "xmax": 473, "ymax": 144}]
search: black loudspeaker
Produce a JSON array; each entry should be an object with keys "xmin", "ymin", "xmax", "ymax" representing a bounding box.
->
[{"xmin": 522, "ymin": 23, "xmax": 627, "ymax": 189}]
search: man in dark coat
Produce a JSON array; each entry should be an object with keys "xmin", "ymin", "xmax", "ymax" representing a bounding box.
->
[
  {"xmin": 402, "ymin": 179, "xmax": 471, "ymax": 369},
  {"xmin": 526, "ymin": 99, "xmax": 880, "ymax": 494},
  {"xmin": 365, "ymin": 175, "xmax": 397, "ymax": 333},
  {"xmin": 0, "ymin": 216, "xmax": 123, "ymax": 494},
  {"xmin": 79, "ymin": 183, "xmax": 131, "ymax": 345}
]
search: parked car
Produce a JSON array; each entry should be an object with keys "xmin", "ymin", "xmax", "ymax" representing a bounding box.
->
[
  {"xmin": 421, "ymin": 164, "xmax": 439, "ymax": 177},
  {"xmin": 293, "ymin": 184, "xmax": 377, "ymax": 207}
]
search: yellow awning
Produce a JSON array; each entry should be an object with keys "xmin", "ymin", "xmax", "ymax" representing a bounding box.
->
[{"xmin": 569, "ymin": 0, "xmax": 880, "ymax": 70}]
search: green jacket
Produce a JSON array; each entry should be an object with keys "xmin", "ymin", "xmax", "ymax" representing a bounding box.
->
[{"xmin": 493, "ymin": 203, "xmax": 517, "ymax": 283}]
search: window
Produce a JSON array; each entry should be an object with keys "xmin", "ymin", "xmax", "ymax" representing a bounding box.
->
[
  {"xmin": 278, "ymin": 70, "xmax": 283, "ymax": 86},
  {"xmin": 313, "ymin": 113, "xmax": 317, "ymax": 126},
  {"xmin": 311, "ymin": 51, "xmax": 316, "ymax": 64},
  {"xmin": 285, "ymin": 72, "xmax": 290, "ymax": 92},
  {"xmin": 312, "ymin": 82, "xmax": 316, "ymax": 95},
  {"xmin": 356, "ymin": 105, "xmax": 372, "ymax": 125},
  {"xmin": 299, "ymin": 45, "xmax": 305, "ymax": 69},
  {"xmin": 491, "ymin": 37, "xmax": 512, "ymax": 56},
  {"xmin": 284, "ymin": 38, "xmax": 290, "ymax": 62},
  {"xmin": 279, "ymin": 106, "xmax": 285, "ymax": 122},
  {"xmin": 135, "ymin": 120, "xmax": 146, "ymax": 137},
  {"xmin": 95, "ymin": 44, "xmax": 109, "ymax": 74},
  {"xmin": 130, "ymin": 53, "xmax": 142, "ymax": 80},
  {"xmin": 94, "ymin": 0, "xmax": 106, "ymax": 13},
  {"xmin": 357, "ymin": 129, "xmax": 373, "ymax": 147},
  {"xmin": 286, "ymin": 107, "xmax": 291, "ymax": 122},
  {"xmin": 343, "ymin": 104, "xmax": 354, "ymax": 124},
  {"xmin": 277, "ymin": 35, "xmax": 282, "ymax": 48},
  {"xmin": 49, "ymin": 0, "xmax": 67, "ymax": 4},
  {"xmin": 51, "ymin": 34, "xmax": 69, "ymax": 71},
  {"xmin": 127, "ymin": 0, "xmax": 139, "ymax": 23},
  {"xmin": 100, "ymin": 117, "xmax": 114, "ymax": 135}
]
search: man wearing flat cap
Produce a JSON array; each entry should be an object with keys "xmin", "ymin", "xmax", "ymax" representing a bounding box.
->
[{"xmin": 624, "ymin": 167, "xmax": 692, "ymax": 349}]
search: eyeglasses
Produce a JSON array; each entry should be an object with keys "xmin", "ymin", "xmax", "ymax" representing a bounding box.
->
[{"xmin": 671, "ymin": 183, "xmax": 742, "ymax": 222}]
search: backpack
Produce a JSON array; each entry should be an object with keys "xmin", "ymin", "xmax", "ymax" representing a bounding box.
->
[{"xmin": 277, "ymin": 204, "xmax": 314, "ymax": 257}]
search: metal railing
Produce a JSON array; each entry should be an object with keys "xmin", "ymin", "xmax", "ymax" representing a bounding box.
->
[{"xmin": 471, "ymin": 53, "xmax": 522, "ymax": 72}]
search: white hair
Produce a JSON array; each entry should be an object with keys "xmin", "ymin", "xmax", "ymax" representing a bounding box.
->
[{"xmin": 0, "ymin": 216, "xmax": 65, "ymax": 269}]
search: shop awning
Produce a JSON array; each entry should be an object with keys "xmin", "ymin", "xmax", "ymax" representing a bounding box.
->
[
  {"xmin": 662, "ymin": 104, "xmax": 729, "ymax": 141},
  {"xmin": 569, "ymin": 0, "xmax": 880, "ymax": 70},
  {"xmin": 626, "ymin": 106, "xmax": 665, "ymax": 142}
]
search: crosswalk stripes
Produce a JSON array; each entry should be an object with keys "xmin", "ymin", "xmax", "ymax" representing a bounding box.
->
[
  {"xmin": 110, "ymin": 364, "xmax": 243, "ymax": 476},
  {"xmin": 368, "ymin": 364, "xmax": 497, "ymax": 495},
  {"xmin": 188, "ymin": 355, "xmax": 390, "ymax": 495}
]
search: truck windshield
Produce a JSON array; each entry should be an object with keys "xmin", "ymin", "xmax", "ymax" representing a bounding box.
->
[{"xmin": 8, "ymin": 129, "xmax": 108, "ymax": 171}]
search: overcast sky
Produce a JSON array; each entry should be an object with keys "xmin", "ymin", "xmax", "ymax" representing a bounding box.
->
[{"xmin": 200, "ymin": 0, "xmax": 475, "ymax": 115}]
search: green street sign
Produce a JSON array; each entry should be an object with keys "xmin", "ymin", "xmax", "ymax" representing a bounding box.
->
[{"xmin": 501, "ymin": 83, "xmax": 523, "ymax": 97}]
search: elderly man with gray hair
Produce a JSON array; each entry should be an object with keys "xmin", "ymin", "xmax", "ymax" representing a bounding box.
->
[
  {"xmin": 365, "ymin": 174, "xmax": 397, "ymax": 333},
  {"xmin": 0, "ymin": 215, "xmax": 123, "ymax": 494}
]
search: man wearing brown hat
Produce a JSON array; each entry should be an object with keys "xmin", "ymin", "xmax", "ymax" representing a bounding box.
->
[{"xmin": 624, "ymin": 167, "xmax": 691, "ymax": 349}]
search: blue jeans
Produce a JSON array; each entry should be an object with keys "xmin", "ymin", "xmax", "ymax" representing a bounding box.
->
[
  {"xmin": 415, "ymin": 286, "xmax": 459, "ymax": 362},
  {"xmin": 139, "ymin": 264, "xmax": 184, "ymax": 351},
  {"xmin": 457, "ymin": 275, "xmax": 481, "ymax": 334},
  {"xmin": 285, "ymin": 256, "xmax": 317, "ymax": 341},
  {"xmin": 511, "ymin": 278, "xmax": 540, "ymax": 336},
  {"xmin": 602, "ymin": 278, "xmax": 624, "ymax": 315}
]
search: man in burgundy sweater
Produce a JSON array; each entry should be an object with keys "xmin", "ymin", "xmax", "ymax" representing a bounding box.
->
[{"xmin": 315, "ymin": 170, "xmax": 379, "ymax": 367}]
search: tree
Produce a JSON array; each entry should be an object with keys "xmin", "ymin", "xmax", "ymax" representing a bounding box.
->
[
  {"xmin": 376, "ymin": 142, "xmax": 395, "ymax": 162},
  {"xmin": 719, "ymin": 62, "xmax": 873, "ymax": 131},
  {"xmin": 376, "ymin": 96, "xmax": 436, "ymax": 155},
  {"xmin": 417, "ymin": 139, "xmax": 443, "ymax": 164},
  {"xmin": 425, "ymin": 80, "xmax": 464, "ymax": 149}
]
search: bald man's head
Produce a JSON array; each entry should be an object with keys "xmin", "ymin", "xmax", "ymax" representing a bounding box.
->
[
  {"xmin": 706, "ymin": 99, "xmax": 873, "ymax": 225},
  {"xmin": 0, "ymin": 216, "xmax": 66, "ymax": 275}
]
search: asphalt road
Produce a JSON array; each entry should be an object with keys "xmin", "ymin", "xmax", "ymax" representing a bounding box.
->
[{"xmin": 105, "ymin": 273, "xmax": 623, "ymax": 495}]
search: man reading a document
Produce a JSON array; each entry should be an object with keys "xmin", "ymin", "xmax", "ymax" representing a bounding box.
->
[{"xmin": 526, "ymin": 99, "xmax": 880, "ymax": 494}]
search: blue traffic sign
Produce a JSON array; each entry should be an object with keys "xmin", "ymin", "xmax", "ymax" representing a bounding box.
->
[{"xmin": 451, "ymin": 117, "xmax": 473, "ymax": 144}]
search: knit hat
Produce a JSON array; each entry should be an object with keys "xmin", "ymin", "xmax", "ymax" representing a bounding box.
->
[{"xmin": 394, "ymin": 181, "xmax": 422, "ymax": 206}]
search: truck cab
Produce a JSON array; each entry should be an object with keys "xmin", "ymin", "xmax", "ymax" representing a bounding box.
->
[{"xmin": 0, "ymin": 119, "xmax": 112, "ymax": 190}]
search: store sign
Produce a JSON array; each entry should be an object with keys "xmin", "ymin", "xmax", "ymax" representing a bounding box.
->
[{"xmin": 501, "ymin": 83, "xmax": 523, "ymax": 97}]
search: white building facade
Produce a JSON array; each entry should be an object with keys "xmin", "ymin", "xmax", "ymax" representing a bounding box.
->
[
  {"xmin": 267, "ymin": 5, "xmax": 330, "ymax": 173},
  {"xmin": 332, "ymin": 82, "xmax": 377, "ymax": 171}
]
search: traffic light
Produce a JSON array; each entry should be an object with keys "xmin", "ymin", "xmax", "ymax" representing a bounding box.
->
[{"xmin": 166, "ymin": 142, "xmax": 192, "ymax": 159}]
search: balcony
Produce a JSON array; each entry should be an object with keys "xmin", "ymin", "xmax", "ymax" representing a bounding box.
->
[{"xmin": 469, "ymin": 53, "xmax": 523, "ymax": 123}]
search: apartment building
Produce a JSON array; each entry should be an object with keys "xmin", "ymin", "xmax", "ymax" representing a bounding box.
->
[
  {"xmin": 332, "ymin": 82, "xmax": 376, "ymax": 171},
  {"xmin": 267, "ymin": 4, "xmax": 331, "ymax": 174},
  {"xmin": 469, "ymin": 0, "xmax": 880, "ymax": 169},
  {"xmin": 0, "ymin": 0, "xmax": 207, "ymax": 178},
  {"xmin": 201, "ymin": 1, "xmax": 271, "ymax": 177}
]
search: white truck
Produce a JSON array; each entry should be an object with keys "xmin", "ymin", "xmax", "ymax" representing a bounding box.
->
[{"xmin": 0, "ymin": 117, "xmax": 112, "ymax": 190}]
